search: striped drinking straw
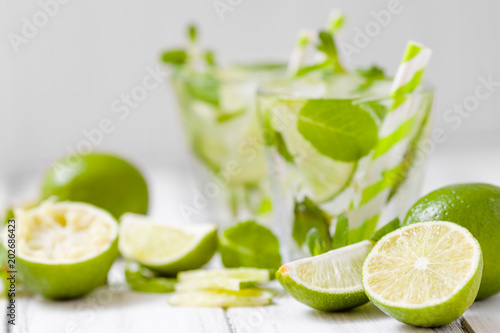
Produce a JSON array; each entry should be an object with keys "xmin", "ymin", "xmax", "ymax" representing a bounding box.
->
[{"xmin": 348, "ymin": 41, "xmax": 432, "ymax": 241}]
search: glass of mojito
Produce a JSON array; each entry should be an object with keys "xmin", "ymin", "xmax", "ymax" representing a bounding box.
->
[
  {"xmin": 162, "ymin": 26, "xmax": 286, "ymax": 225},
  {"xmin": 258, "ymin": 25, "xmax": 434, "ymax": 260}
]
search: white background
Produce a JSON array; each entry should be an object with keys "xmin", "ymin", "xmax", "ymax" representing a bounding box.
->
[{"xmin": 1, "ymin": 0, "xmax": 499, "ymax": 183}]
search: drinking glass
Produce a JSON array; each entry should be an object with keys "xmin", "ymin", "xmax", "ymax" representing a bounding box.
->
[
  {"xmin": 258, "ymin": 73, "xmax": 434, "ymax": 260},
  {"xmin": 171, "ymin": 64, "xmax": 286, "ymax": 225}
]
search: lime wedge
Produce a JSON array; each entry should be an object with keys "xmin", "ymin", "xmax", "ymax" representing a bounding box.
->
[
  {"xmin": 276, "ymin": 240, "xmax": 373, "ymax": 311},
  {"xmin": 362, "ymin": 221, "xmax": 483, "ymax": 327},
  {"xmin": 118, "ymin": 214, "xmax": 217, "ymax": 276},
  {"xmin": 2, "ymin": 199, "xmax": 119, "ymax": 299},
  {"xmin": 169, "ymin": 289, "xmax": 273, "ymax": 307},
  {"xmin": 176, "ymin": 268, "xmax": 270, "ymax": 291}
]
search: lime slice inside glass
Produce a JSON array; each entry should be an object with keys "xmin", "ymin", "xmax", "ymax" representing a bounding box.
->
[{"xmin": 275, "ymin": 101, "xmax": 356, "ymax": 203}]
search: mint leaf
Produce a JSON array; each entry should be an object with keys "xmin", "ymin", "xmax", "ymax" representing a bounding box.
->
[
  {"xmin": 292, "ymin": 197, "xmax": 331, "ymax": 247},
  {"xmin": 306, "ymin": 228, "xmax": 332, "ymax": 256},
  {"xmin": 332, "ymin": 213, "xmax": 349, "ymax": 249},
  {"xmin": 219, "ymin": 221, "xmax": 282, "ymax": 271},
  {"xmin": 188, "ymin": 24, "xmax": 197, "ymax": 42},
  {"xmin": 204, "ymin": 50, "xmax": 216, "ymax": 66},
  {"xmin": 233, "ymin": 63, "xmax": 285, "ymax": 71},
  {"xmin": 185, "ymin": 74, "xmax": 219, "ymax": 106},
  {"xmin": 125, "ymin": 264, "xmax": 176, "ymax": 293},
  {"xmin": 357, "ymin": 99, "xmax": 390, "ymax": 122},
  {"xmin": 161, "ymin": 49, "xmax": 187, "ymax": 66},
  {"xmin": 216, "ymin": 109, "xmax": 245, "ymax": 123},
  {"xmin": 317, "ymin": 31, "xmax": 345, "ymax": 73},
  {"xmin": 262, "ymin": 112, "xmax": 294, "ymax": 163},
  {"xmin": 294, "ymin": 61, "xmax": 330, "ymax": 77},
  {"xmin": 370, "ymin": 217, "xmax": 401, "ymax": 242},
  {"xmin": 297, "ymin": 99, "xmax": 379, "ymax": 162},
  {"xmin": 355, "ymin": 65, "xmax": 386, "ymax": 92}
]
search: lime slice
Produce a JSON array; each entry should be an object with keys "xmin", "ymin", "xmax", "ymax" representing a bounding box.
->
[
  {"xmin": 362, "ymin": 221, "xmax": 483, "ymax": 327},
  {"xmin": 278, "ymin": 102, "xmax": 356, "ymax": 203},
  {"xmin": 118, "ymin": 214, "xmax": 217, "ymax": 276},
  {"xmin": 169, "ymin": 289, "xmax": 273, "ymax": 307},
  {"xmin": 276, "ymin": 240, "xmax": 373, "ymax": 311},
  {"xmin": 2, "ymin": 199, "xmax": 119, "ymax": 299},
  {"xmin": 176, "ymin": 268, "xmax": 270, "ymax": 291}
]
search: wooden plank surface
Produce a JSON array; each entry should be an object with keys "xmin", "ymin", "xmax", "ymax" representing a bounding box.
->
[
  {"xmin": 226, "ymin": 289, "xmax": 465, "ymax": 333},
  {"xmin": 461, "ymin": 294, "xmax": 500, "ymax": 333},
  {"xmin": 3, "ymin": 148, "xmax": 500, "ymax": 333}
]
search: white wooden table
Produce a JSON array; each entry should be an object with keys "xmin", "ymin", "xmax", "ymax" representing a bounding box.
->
[{"xmin": 3, "ymin": 145, "xmax": 500, "ymax": 333}]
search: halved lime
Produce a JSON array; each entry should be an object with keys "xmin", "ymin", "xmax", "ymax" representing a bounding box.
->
[
  {"xmin": 2, "ymin": 199, "xmax": 119, "ymax": 299},
  {"xmin": 176, "ymin": 268, "xmax": 270, "ymax": 291},
  {"xmin": 169, "ymin": 288, "xmax": 273, "ymax": 307},
  {"xmin": 276, "ymin": 240, "xmax": 373, "ymax": 311},
  {"xmin": 118, "ymin": 214, "xmax": 217, "ymax": 276},
  {"xmin": 362, "ymin": 221, "xmax": 483, "ymax": 327}
]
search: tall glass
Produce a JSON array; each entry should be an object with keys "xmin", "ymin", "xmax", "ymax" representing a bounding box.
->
[
  {"xmin": 258, "ymin": 73, "xmax": 434, "ymax": 260},
  {"xmin": 171, "ymin": 64, "xmax": 286, "ymax": 226}
]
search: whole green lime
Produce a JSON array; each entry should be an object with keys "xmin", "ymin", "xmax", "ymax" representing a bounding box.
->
[
  {"xmin": 41, "ymin": 152, "xmax": 149, "ymax": 219},
  {"xmin": 404, "ymin": 183, "xmax": 500, "ymax": 300}
]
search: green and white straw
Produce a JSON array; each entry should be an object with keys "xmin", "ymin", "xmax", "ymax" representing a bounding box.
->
[
  {"xmin": 287, "ymin": 29, "xmax": 316, "ymax": 75},
  {"xmin": 348, "ymin": 41, "xmax": 432, "ymax": 241}
]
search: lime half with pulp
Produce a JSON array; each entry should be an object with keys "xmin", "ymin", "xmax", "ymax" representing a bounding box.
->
[{"xmin": 2, "ymin": 199, "xmax": 119, "ymax": 299}]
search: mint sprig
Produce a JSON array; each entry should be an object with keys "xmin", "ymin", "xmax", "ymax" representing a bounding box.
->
[{"xmin": 317, "ymin": 31, "xmax": 346, "ymax": 73}]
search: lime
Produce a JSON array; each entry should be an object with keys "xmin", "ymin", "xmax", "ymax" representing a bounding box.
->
[
  {"xmin": 41, "ymin": 152, "xmax": 149, "ymax": 219},
  {"xmin": 118, "ymin": 214, "xmax": 217, "ymax": 276},
  {"xmin": 363, "ymin": 221, "xmax": 482, "ymax": 327},
  {"xmin": 276, "ymin": 240, "xmax": 373, "ymax": 311},
  {"xmin": 219, "ymin": 221, "xmax": 281, "ymax": 271},
  {"xmin": 176, "ymin": 268, "xmax": 270, "ymax": 291},
  {"xmin": 2, "ymin": 200, "xmax": 119, "ymax": 299},
  {"xmin": 169, "ymin": 288, "xmax": 273, "ymax": 307},
  {"xmin": 404, "ymin": 183, "xmax": 500, "ymax": 299}
]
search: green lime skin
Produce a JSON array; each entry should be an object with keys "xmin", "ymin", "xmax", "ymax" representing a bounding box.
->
[
  {"xmin": 143, "ymin": 229, "xmax": 218, "ymax": 277},
  {"xmin": 276, "ymin": 270, "xmax": 369, "ymax": 312},
  {"xmin": 365, "ymin": 255, "xmax": 483, "ymax": 327},
  {"xmin": 404, "ymin": 183, "xmax": 500, "ymax": 300},
  {"xmin": 10, "ymin": 239, "xmax": 119, "ymax": 300},
  {"xmin": 41, "ymin": 153, "xmax": 149, "ymax": 219}
]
